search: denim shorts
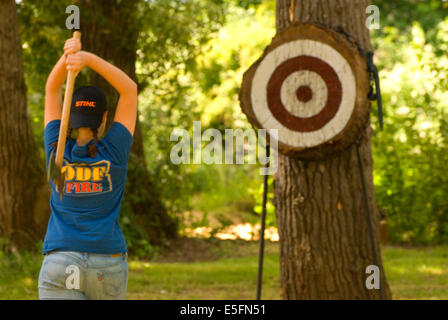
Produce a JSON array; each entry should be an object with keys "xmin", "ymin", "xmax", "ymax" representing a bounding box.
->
[{"xmin": 38, "ymin": 251, "xmax": 128, "ymax": 300}]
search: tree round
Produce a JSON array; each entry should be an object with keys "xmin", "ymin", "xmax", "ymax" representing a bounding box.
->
[{"xmin": 240, "ymin": 23, "xmax": 370, "ymax": 159}]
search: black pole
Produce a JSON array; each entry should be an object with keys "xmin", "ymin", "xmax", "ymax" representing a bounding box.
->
[
  {"xmin": 356, "ymin": 144, "xmax": 385, "ymax": 300},
  {"xmin": 256, "ymin": 146, "xmax": 270, "ymax": 300}
]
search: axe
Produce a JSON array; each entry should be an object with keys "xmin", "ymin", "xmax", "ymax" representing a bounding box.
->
[{"xmin": 47, "ymin": 30, "xmax": 81, "ymax": 199}]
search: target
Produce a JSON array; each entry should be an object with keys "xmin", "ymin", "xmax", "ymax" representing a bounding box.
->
[{"xmin": 240, "ymin": 23, "xmax": 370, "ymax": 158}]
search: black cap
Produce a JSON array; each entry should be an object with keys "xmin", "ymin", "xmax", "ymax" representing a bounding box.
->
[{"xmin": 70, "ymin": 86, "xmax": 107, "ymax": 129}]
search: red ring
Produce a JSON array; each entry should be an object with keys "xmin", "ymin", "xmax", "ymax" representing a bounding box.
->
[{"xmin": 267, "ymin": 55, "xmax": 342, "ymax": 132}]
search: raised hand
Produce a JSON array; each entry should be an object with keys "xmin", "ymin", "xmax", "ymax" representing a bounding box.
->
[
  {"xmin": 65, "ymin": 51, "xmax": 89, "ymax": 74},
  {"xmin": 63, "ymin": 37, "xmax": 82, "ymax": 56}
]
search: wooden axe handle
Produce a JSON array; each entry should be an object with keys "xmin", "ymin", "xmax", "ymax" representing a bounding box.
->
[{"xmin": 55, "ymin": 31, "xmax": 81, "ymax": 168}]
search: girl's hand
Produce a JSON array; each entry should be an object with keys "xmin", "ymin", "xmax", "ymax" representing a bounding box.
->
[
  {"xmin": 63, "ymin": 37, "xmax": 82, "ymax": 56},
  {"xmin": 65, "ymin": 51, "xmax": 89, "ymax": 74}
]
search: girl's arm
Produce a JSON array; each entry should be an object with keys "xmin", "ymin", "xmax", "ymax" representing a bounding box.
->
[
  {"xmin": 44, "ymin": 54, "xmax": 67, "ymax": 127},
  {"xmin": 66, "ymin": 50, "xmax": 138, "ymax": 136},
  {"xmin": 44, "ymin": 37, "xmax": 80, "ymax": 127}
]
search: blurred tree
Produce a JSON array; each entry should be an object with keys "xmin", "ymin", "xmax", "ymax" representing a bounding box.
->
[{"xmin": 0, "ymin": 0, "xmax": 49, "ymax": 250}]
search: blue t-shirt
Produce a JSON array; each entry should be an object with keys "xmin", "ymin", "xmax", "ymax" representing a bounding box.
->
[{"xmin": 43, "ymin": 120, "xmax": 133, "ymax": 255}]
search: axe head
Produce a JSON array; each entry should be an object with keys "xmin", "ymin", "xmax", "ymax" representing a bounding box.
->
[{"xmin": 47, "ymin": 149, "xmax": 66, "ymax": 200}]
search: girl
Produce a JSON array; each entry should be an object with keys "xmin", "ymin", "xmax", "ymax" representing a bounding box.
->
[{"xmin": 38, "ymin": 36, "xmax": 137, "ymax": 300}]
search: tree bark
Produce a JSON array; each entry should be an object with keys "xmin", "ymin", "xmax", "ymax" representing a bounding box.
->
[
  {"xmin": 0, "ymin": 0, "xmax": 49, "ymax": 249},
  {"xmin": 274, "ymin": 0, "xmax": 392, "ymax": 299},
  {"xmin": 77, "ymin": 0, "xmax": 177, "ymax": 243}
]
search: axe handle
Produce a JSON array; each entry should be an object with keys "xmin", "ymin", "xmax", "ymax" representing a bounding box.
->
[{"xmin": 55, "ymin": 31, "xmax": 81, "ymax": 168}]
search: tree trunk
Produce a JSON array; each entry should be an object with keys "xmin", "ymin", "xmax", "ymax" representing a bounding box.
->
[
  {"xmin": 77, "ymin": 0, "xmax": 177, "ymax": 243},
  {"xmin": 0, "ymin": 0, "xmax": 50, "ymax": 249},
  {"xmin": 274, "ymin": 0, "xmax": 392, "ymax": 299}
]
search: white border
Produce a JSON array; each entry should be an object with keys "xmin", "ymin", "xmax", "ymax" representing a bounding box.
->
[{"xmin": 251, "ymin": 40, "xmax": 356, "ymax": 149}]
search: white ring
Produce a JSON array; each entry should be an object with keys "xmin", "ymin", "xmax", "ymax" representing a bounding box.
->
[
  {"xmin": 251, "ymin": 39, "xmax": 356, "ymax": 149},
  {"xmin": 280, "ymin": 70, "xmax": 328, "ymax": 118}
]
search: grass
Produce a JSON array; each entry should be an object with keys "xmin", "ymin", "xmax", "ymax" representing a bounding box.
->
[
  {"xmin": 127, "ymin": 240, "xmax": 280, "ymax": 300},
  {"xmin": 0, "ymin": 241, "xmax": 446, "ymax": 300},
  {"xmin": 382, "ymin": 246, "xmax": 448, "ymax": 300},
  {"xmin": 0, "ymin": 249, "xmax": 43, "ymax": 300}
]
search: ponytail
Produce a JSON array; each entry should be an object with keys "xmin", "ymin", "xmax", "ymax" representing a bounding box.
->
[
  {"xmin": 87, "ymin": 127, "xmax": 99, "ymax": 158},
  {"xmin": 50, "ymin": 127, "xmax": 98, "ymax": 158}
]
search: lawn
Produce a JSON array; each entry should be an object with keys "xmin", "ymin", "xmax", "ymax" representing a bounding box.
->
[
  {"xmin": 382, "ymin": 246, "xmax": 448, "ymax": 300},
  {"xmin": 0, "ymin": 240, "xmax": 446, "ymax": 300}
]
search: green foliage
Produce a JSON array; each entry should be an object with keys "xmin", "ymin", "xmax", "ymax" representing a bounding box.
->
[
  {"xmin": 118, "ymin": 198, "xmax": 161, "ymax": 259},
  {"xmin": 373, "ymin": 0, "xmax": 448, "ymax": 36},
  {"xmin": 140, "ymin": 1, "xmax": 275, "ymax": 224},
  {"xmin": 248, "ymin": 177, "xmax": 276, "ymax": 228},
  {"xmin": 167, "ymin": 2, "xmax": 276, "ymax": 232},
  {"xmin": 177, "ymin": 163, "xmax": 261, "ymax": 232},
  {"xmin": 372, "ymin": 20, "xmax": 448, "ymax": 244},
  {"xmin": 193, "ymin": 2, "xmax": 275, "ymax": 127},
  {"xmin": 134, "ymin": 0, "xmax": 228, "ymax": 216}
]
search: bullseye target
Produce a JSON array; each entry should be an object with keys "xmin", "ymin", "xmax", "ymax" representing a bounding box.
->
[{"xmin": 240, "ymin": 23, "xmax": 370, "ymax": 158}]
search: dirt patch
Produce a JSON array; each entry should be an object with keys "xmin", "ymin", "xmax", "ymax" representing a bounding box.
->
[{"xmin": 154, "ymin": 237, "xmax": 279, "ymax": 263}]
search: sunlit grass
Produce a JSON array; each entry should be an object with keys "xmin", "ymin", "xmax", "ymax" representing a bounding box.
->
[
  {"xmin": 127, "ymin": 250, "xmax": 280, "ymax": 300},
  {"xmin": 382, "ymin": 246, "xmax": 448, "ymax": 300},
  {"xmin": 0, "ymin": 244, "xmax": 446, "ymax": 300}
]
